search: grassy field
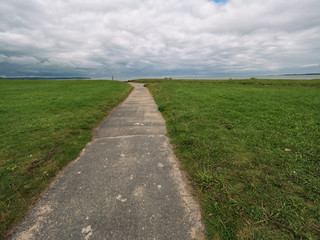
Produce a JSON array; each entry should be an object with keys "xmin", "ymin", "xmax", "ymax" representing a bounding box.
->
[
  {"xmin": 138, "ymin": 79, "xmax": 320, "ymax": 239},
  {"xmin": 0, "ymin": 79, "xmax": 132, "ymax": 238}
]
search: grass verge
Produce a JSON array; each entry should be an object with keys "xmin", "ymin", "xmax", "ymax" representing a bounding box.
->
[
  {"xmin": 139, "ymin": 79, "xmax": 320, "ymax": 239},
  {"xmin": 0, "ymin": 79, "xmax": 132, "ymax": 238}
]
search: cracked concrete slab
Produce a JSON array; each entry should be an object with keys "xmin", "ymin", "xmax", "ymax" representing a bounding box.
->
[{"xmin": 9, "ymin": 83, "xmax": 204, "ymax": 240}]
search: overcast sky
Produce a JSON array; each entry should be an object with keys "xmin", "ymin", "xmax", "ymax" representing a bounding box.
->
[{"xmin": 0, "ymin": 0, "xmax": 319, "ymax": 78}]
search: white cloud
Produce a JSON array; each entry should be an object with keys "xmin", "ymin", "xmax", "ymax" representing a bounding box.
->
[
  {"xmin": 302, "ymin": 64, "xmax": 319, "ymax": 68},
  {"xmin": 0, "ymin": 0, "xmax": 319, "ymax": 78}
]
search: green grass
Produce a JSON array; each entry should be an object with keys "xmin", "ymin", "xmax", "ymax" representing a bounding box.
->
[
  {"xmin": 130, "ymin": 78, "xmax": 320, "ymax": 87},
  {"xmin": 0, "ymin": 79, "xmax": 132, "ymax": 238},
  {"xmin": 141, "ymin": 79, "xmax": 320, "ymax": 239}
]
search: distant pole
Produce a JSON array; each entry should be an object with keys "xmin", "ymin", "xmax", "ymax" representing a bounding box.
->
[{"xmin": 112, "ymin": 75, "xmax": 114, "ymax": 80}]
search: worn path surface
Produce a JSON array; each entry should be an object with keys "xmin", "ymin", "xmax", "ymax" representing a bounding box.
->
[{"xmin": 10, "ymin": 83, "xmax": 204, "ymax": 240}]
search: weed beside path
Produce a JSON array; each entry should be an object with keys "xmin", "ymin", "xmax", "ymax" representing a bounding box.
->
[
  {"xmin": 142, "ymin": 79, "xmax": 320, "ymax": 239},
  {"xmin": 0, "ymin": 79, "xmax": 132, "ymax": 238}
]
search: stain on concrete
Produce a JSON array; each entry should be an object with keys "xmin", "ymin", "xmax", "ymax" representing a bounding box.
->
[
  {"xmin": 116, "ymin": 194, "xmax": 127, "ymax": 203},
  {"xmin": 133, "ymin": 186, "xmax": 144, "ymax": 198},
  {"xmin": 81, "ymin": 225, "xmax": 92, "ymax": 240}
]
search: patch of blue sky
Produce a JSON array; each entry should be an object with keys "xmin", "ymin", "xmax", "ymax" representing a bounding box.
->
[{"xmin": 210, "ymin": 0, "xmax": 227, "ymax": 3}]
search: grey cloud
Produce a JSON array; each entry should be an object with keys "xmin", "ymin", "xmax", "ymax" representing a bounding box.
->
[{"xmin": 0, "ymin": 0, "xmax": 319, "ymax": 78}]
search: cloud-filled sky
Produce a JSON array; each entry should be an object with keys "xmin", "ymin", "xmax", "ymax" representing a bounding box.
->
[{"xmin": 0, "ymin": 0, "xmax": 319, "ymax": 78}]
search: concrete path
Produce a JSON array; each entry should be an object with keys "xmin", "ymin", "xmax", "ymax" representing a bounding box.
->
[{"xmin": 9, "ymin": 83, "xmax": 204, "ymax": 240}]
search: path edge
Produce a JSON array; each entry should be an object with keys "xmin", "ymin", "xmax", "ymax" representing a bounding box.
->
[{"xmin": 143, "ymin": 83, "xmax": 206, "ymax": 240}]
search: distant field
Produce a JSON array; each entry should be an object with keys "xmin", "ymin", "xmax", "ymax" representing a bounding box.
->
[
  {"xmin": 138, "ymin": 79, "xmax": 320, "ymax": 239},
  {"xmin": 131, "ymin": 78, "xmax": 320, "ymax": 87},
  {"xmin": 0, "ymin": 79, "xmax": 132, "ymax": 238}
]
